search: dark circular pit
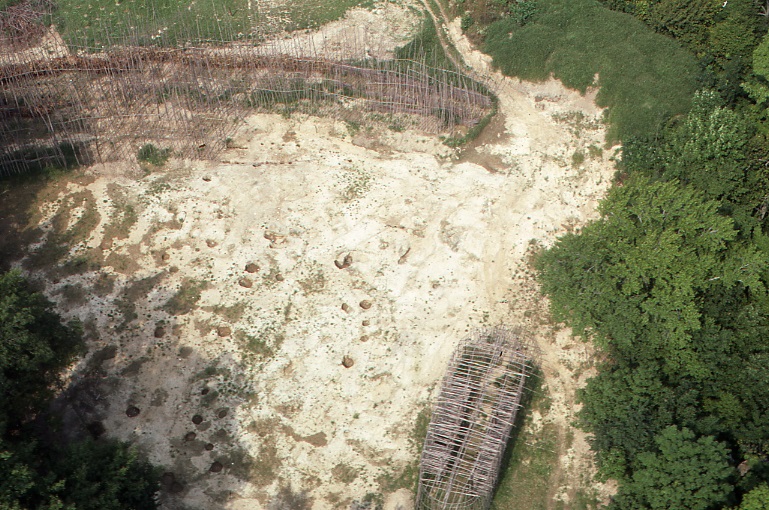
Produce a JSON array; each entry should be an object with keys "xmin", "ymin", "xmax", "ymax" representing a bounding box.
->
[{"xmin": 161, "ymin": 472, "xmax": 175, "ymax": 486}]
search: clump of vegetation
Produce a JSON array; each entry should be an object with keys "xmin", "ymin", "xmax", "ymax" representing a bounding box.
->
[
  {"xmin": 137, "ymin": 143, "xmax": 171, "ymax": 166},
  {"xmin": 339, "ymin": 165, "xmax": 372, "ymax": 203},
  {"xmin": 331, "ymin": 463, "xmax": 359, "ymax": 484},
  {"xmin": 460, "ymin": 13, "xmax": 475, "ymax": 32},
  {"xmin": 483, "ymin": 0, "xmax": 699, "ymax": 142},
  {"xmin": 212, "ymin": 301, "xmax": 248, "ymax": 322},
  {"xmin": 163, "ymin": 278, "xmax": 207, "ymax": 315},
  {"xmin": 297, "ymin": 266, "xmax": 327, "ymax": 295},
  {"xmin": 571, "ymin": 149, "xmax": 585, "ymax": 167},
  {"xmin": 0, "ymin": 270, "xmax": 160, "ymax": 509},
  {"xmin": 59, "ymin": 282, "xmax": 88, "ymax": 307},
  {"xmin": 236, "ymin": 321, "xmax": 285, "ymax": 361}
]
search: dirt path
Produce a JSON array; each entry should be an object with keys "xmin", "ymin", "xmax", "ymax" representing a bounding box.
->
[{"xmin": 417, "ymin": 2, "xmax": 617, "ymax": 506}]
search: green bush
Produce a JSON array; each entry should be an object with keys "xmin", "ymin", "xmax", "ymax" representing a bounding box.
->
[
  {"xmin": 571, "ymin": 149, "xmax": 585, "ymax": 167},
  {"xmin": 136, "ymin": 143, "xmax": 171, "ymax": 166},
  {"xmin": 508, "ymin": 0, "xmax": 538, "ymax": 26},
  {"xmin": 484, "ymin": 0, "xmax": 699, "ymax": 142},
  {"xmin": 461, "ymin": 13, "xmax": 475, "ymax": 32}
]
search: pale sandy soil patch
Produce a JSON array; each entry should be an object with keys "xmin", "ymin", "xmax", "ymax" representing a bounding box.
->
[
  {"xmin": 255, "ymin": 2, "xmax": 422, "ymax": 59},
  {"xmin": 27, "ymin": 75, "xmax": 613, "ymax": 508},
  {"xmin": 0, "ymin": 24, "xmax": 69, "ymax": 64},
  {"xmin": 12, "ymin": 8, "xmax": 617, "ymax": 509}
]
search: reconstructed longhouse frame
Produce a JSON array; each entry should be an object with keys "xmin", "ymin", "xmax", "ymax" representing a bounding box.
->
[
  {"xmin": 0, "ymin": 0, "xmax": 493, "ymax": 175},
  {"xmin": 417, "ymin": 327, "xmax": 534, "ymax": 510}
]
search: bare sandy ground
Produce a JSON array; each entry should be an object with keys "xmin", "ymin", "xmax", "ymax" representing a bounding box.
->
[
  {"xmin": 32, "ymin": 84, "xmax": 614, "ymax": 509},
  {"xmin": 0, "ymin": 24, "xmax": 69, "ymax": 64},
  {"xmin": 255, "ymin": 3, "xmax": 421, "ymax": 59},
  {"xmin": 14, "ymin": 4, "xmax": 617, "ymax": 509}
]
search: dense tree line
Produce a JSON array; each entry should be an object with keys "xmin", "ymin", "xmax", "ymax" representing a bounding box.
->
[
  {"xmin": 533, "ymin": 3, "xmax": 769, "ymax": 507},
  {"xmin": 453, "ymin": 0, "xmax": 769, "ymax": 507},
  {"xmin": 0, "ymin": 271, "xmax": 159, "ymax": 509},
  {"xmin": 457, "ymin": 0, "xmax": 769, "ymax": 505},
  {"xmin": 599, "ymin": 0, "xmax": 766, "ymax": 104}
]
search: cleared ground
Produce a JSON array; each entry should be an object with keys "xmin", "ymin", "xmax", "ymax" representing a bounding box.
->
[{"xmin": 2, "ymin": 4, "xmax": 616, "ymax": 509}]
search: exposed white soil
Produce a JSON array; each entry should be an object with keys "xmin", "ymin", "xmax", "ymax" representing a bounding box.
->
[
  {"xmin": 34, "ymin": 84, "xmax": 613, "ymax": 509},
  {"xmin": 15, "ymin": 5, "xmax": 618, "ymax": 509},
  {"xmin": 255, "ymin": 3, "xmax": 422, "ymax": 59},
  {"xmin": 0, "ymin": 24, "xmax": 69, "ymax": 64}
]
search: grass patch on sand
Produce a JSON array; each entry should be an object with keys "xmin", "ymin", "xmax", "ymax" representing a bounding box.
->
[
  {"xmin": 484, "ymin": 0, "xmax": 698, "ymax": 142},
  {"xmin": 490, "ymin": 368, "xmax": 579, "ymax": 510},
  {"xmin": 163, "ymin": 278, "xmax": 206, "ymax": 315}
]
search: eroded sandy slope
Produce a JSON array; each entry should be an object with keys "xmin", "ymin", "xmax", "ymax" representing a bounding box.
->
[{"xmin": 21, "ymin": 72, "xmax": 615, "ymax": 507}]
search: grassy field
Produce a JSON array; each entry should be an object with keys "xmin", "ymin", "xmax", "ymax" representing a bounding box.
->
[
  {"xmin": 490, "ymin": 380, "xmax": 599, "ymax": 510},
  {"xmin": 490, "ymin": 370, "xmax": 556, "ymax": 509},
  {"xmin": 483, "ymin": 0, "xmax": 699, "ymax": 142},
  {"xmin": 50, "ymin": 0, "xmax": 373, "ymax": 48},
  {"xmin": 395, "ymin": 15, "xmax": 457, "ymax": 71}
]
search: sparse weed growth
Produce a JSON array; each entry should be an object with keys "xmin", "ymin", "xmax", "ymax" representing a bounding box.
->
[
  {"xmin": 345, "ymin": 120, "xmax": 361, "ymax": 136},
  {"xmin": 339, "ymin": 165, "xmax": 372, "ymax": 202},
  {"xmin": 163, "ymin": 278, "xmax": 206, "ymax": 315},
  {"xmin": 332, "ymin": 463, "xmax": 359, "ymax": 484},
  {"xmin": 115, "ymin": 273, "xmax": 165, "ymax": 328},
  {"xmin": 213, "ymin": 301, "xmax": 248, "ymax": 322},
  {"xmin": 297, "ymin": 267, "xmax": 327, "ymax": 295},
  {"xmin": 237, "ymin": 321, "xmax": 285, "ymax": 361},
  {"xmin": 572, "ymin": 149, "xmax": 585, "ymax": 167},
  {"xmin": 587, "ymin": 144, "xmax": 603, "ymax": 159},
  {"xmin": 137, "ymin": 144, "xmax": 171, "ymax": 166}
]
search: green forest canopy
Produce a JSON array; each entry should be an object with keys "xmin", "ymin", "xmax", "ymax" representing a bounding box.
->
[
  {"xmin": 0, "ymin": 271, "xmax": 160, "ymax": 509},
  {"xmin": 513, "ymin": 0, "xmax": 769, "ymax": 508}
]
